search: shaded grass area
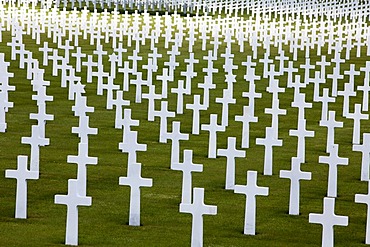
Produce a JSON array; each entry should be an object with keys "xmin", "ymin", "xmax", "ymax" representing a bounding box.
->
[{"xmin": 0, "ymin": 9, "xmax": 370, "ymax": 246}]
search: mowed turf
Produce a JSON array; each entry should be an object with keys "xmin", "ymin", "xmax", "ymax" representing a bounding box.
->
[{"xmin": 0, "ymin": 4, "xmax": 370, "ymax": 246}]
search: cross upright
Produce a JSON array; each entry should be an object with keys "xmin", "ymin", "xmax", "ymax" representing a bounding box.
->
[
  {"xmin": 71, "ymin": 47, "xmax": 86, "ymax": 73},
  {"xmin": 82, "ymin": 55, "xmax": 98, "ymax": 83},
  {"xmin": 344, "ymin": 64, "xmax": 360, "ymax": 91},
  {"xmin": 353, "ymin": 133, "xmax": 370, "ymax": 181},
  {"xmin": 316, "ymin": 55, "xmax": 331, "ymax": 80},
  {"xmin": 153, "ymin": 101, "xmax": 175, "ymax": 143},
  {"xmin": 72, "ymin": 95, "xmax": 94, "ymax": 118},
  {"xmin": 355, "ymin": 181, "xmax": 370, "ymax": 244},
  {"xmin": 93, "ymin": 44, "xmax": 107, "ymax": 65},
  {"xmin": 131, "ymin": 72, "xmax": 147, "ymax": 104},
  {"xmin": 358, "ymin": 61, "xmax": 370, "ymax": 111},
  {"xmin": 234, "ymin": 170, "xmax": 269, "ymax": 235},
  {"xmin": 119, "ymin": 163, "xmax": 153, "ymax": 226},
  {"xmin": 265, "ymin": 98, "xmax": 287, "ymax": 139},
  {"xmin": 319, "ymin": 144, "xmax": 348, "ymax": 197},
  {"xmin": 21, "ymin": 125, "xmax": 50, "ymax": 172},
  {"xmin": 39, "ymin": 41, "xmax": 53, "ymax": 66},
  {"xmin": 242, "ymin": 77, "xmax": 262, "ymax": 117},
  {"xmin": 259, "ymin": 52, "xmax": 273, "ymax": 79},
  {"xmin": 72, "ymin": 115, "xmax": 98, "ymax": 144},
  {"xmin": 108, "ymin": 53, "xmax": 119, "ymax": 79},
  {"xmin": 102, "ymin": 76, "xmax": 120, "ymax": 110},
  {"xmin": 67, "ymin": 142, "xmax": 98, "ymax": 196},
  {"xmin": 114, "ymin": 42, "xmax": 127, "ymax": 67},
  {"xmin": 186, "ymin": 94, "xmax": 207, "ymax": 135},
  {"xmin": 320, "ymin": 111, "xmax": 343, "ymax": 153},
  {"xmin": 5, "ymin": 155, "xmax": 39, "ymax": 219},
  {"xmin": 318, "ymin": 89, "xmax": 336, "ymax": 122},
  {"xmin": 118, "ymin": 61, "xmax": 133, "ymax": 92},
  {"xmin": 167, "ymin": 121, "xmax": 189, "ymax": 167},
  {"xmin": 291, "ymin": 92, "xmax": 312, "ymax": 122},
  {"xmin": 280, "ymin": 157, "xmax": 312, "ymax": 215},
  {"xmin": 172, "ymin": 150, "xmax": 203, "ymax": 204},
  {"xmin": 283, "ymin": 60, "xmax": 298, "ymax": 88},
  {"xmin": 215, "ymin": 88, "xmax": 236, "ymax": 127},
  {"xmin": 235, "ymin": 105, "xmax": 258, "ymax": 149},
  {"xmin": 179, "ymin": 187, "xmax": 217, "ymax": 247},
  {"xmin": 119, "ymin": 130, "xmax": 147, "ymax": 165},
  {"xmin": 156, "ymin": 68, "xmax": 173, "ymax": 98},
  {"xmin": 198, "ymin": 75, "xmax": 216, "ymax": 108},
  {"xmin": 217, "ymin": 137, "xmax": 246, "ymax": 190},
  {"xmin": 309, "ymin": 197, "xmax": 348, "ymax": 247},
  {"xmin": 256, "ymin": 127, "xmax": 283, "ymax": 175},
  {"xmin": 55, "ymin": 179, "xmax": 92, "ymax": 246},
  {"xmin": 171, "ymin": 80, "xmax": 188, "ymax": 114},
  {"xmin": 117, "ymin": 109, "xmax": 140, "ymax": 143},
  {"xmin": 111, "ymin": 90, "xmax": 130, "ymax": 129},
  {"xmin": 312, "ymin": 71, "xmax": 326, "ymax": 102},
  {"xmin": 201, "ymin": 114, "xmax": 225, "ymax": 159},
  {"xmin": 289, "ymin": 118, "xmax": 315, "ymax": 163},
  {"xmin": 346, "ymin": 104, "xmax": 369, "ymax": 144}
]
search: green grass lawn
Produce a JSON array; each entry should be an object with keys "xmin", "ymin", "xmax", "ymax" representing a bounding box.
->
[{"xmin": 0, "ymin": 4, "xmax": 370, "ymax": 246}]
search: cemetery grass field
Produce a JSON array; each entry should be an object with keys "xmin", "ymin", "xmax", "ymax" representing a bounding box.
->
[{"xmin": 1, "ymin": 4, "xmax": 370, "ymax": 246}]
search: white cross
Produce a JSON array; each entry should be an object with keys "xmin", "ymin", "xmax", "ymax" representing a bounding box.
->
[
  {"xmin": 21, "ymin": 125, "xmax": 49, "ymax": 172},
  {"xmin": 289, "ymin": 119, "xmax": 314, "ymax": 163},
  {"xmin": 118, "ymin": 109, "xmax": 140, "ymax": 144},
  {"xmin": 119, "ymin": 130, "xmax": 147, "ymax": 165},
  {"xmin": 67, "ymin": 142, "xmax": 98, "ymax": 196},
  {"xmin": 167, "ymin": 121, "xmax": 189, "ymax": 168},
  {"xmin": 256, "ymin": 127, "xmax": 283, "ymax": 176},
  {"xmin": 38, "ymin": 41, "xmax": 53, "ymax": 66},
  {"xmin": 111, "ymin": 90, "xmax": 130, "ymax": 129},
  {"xmin": 235, "ymin": 105, "xmax": 258, "ymax": 149},
  {"xmin": 119, "ymin": 163, "xmax": 153, "ymax": 226},
  {"xmin": 201, "ymin": 114, "xmax": 225, "ymax": 159},
  {"xmin": 118, "ymin": 61, "xmax": 133, "ymax": 92},
  {"xmin": 265, "ymin": 99, "xmax": 287, "ymax": 139},
  {"xmin": 319, "ymin": 144, "xmax": 348, "ymax": 197},
  {"xmin": 215, "ymin": 88, "xmax": 236, "ymax": 127},
  {"xmin": 153, "ymin": 101, "xmax": 175, "ymax": 143},
  {"xmin": 355, "ymin": 181, "xmax": 370, "ymax": 244},
  {"xmin": 131, "ymin": 72, "xmax": 147, "ymax": 104},
  {"xmin": 259, "ymin": 53, "xmax": 273, "ymax": 79},
  {"xmin": 102, "ymin": 76, "xmax": 120, "ymax": 110},
  {"xmin": 217, "ymin": 137, "xmax": 245, "ymax": 190},
  {"xmin": 318, "ymin": 89, "xmax": 336, "ymax": 122},
  {"xmin": 309, "ymin": 197, "xmax": 348, "ymax": 247},
  {"xmin": 171, "ymin": 80, "xmax": 188, "ymax": 114},
  {"xmin": 353, "ymin": 133, "xmax": 370, "ymax": 181},
  {"xmin": 320, "ymin": 111, "xmax": 343, "ymax": 153},
  {"xmin": 72, "ymin": 115, "xmax": 98, "ymax": 144},
  {"xmin": 5, "ymin": 155, "xmax": 39, "ymax": 219},
  {"xmin": 280, "ymin": 157, "xmax": 311, "ymax": 215},
  {"xmin": 186, "ymin": 95, "xmax": 207, "ymax": 135},
  {"xmin": 156, "ymin": 68, "xmax": 173, "ymax": 98},
  {"xmin": 172, "ymin": 150, "xmax": 202, "ymax": 204},
  {"xmin": 234, "ymin": 170, "xmax": 269, "ymax": 235},
  {"xmin": 55, "ymin": 179, "xmax": 92, "ymax": 246},
  {"xmin": 358, "ymin": 61, "xmax": 370, "ymax": 111},
  {"xmin": 82, "ymin": 55, "xmax": 98, "ymax": 83},
  {"xmin": 72, "ymin": 95, "xmax": 94, "ymax": 118},
  {"xmin": 346, "ymin": 104, "xmax": 368, "ymax": 144},
  {"xmin": 179, "ymin": 188, "xmax": 217, "ymax": 247}
]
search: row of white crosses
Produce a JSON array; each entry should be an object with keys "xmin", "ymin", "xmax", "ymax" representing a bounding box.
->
[
  {"xmin": 4, "ymin": 30, "xmax": 54, "ymax": 219},
  {"xmin": 117, "ymin": 107, "xmax": 153, "ymax": 226},
  {"xmin": 54, "ymin": 72, "xmax": 98, "ymax": 246},
  {"xmin": 0, "ymin": 53, "xmax": 15, "ymax": 132},
  {"xmin": 2, "ymin": 3, "xmax": 370, "ymax": 246}
]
